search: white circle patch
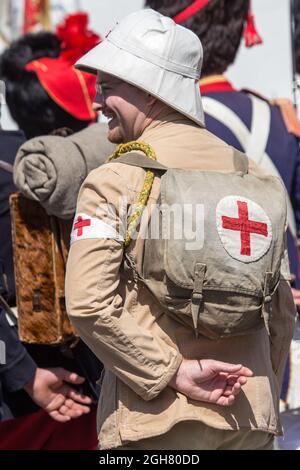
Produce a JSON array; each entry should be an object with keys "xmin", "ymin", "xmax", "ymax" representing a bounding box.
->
[{"xmin": 216, "ymin": 196, "xmax": 272, "ymax": 263}]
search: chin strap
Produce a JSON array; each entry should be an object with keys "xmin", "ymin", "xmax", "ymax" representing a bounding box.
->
[
  {"xmin": 173, "ymin": 0, "xmax": 210, "ymax": 24},
  {"xmin": 172, "ymin": 0, "xmax": 263, "ymax": 48}
]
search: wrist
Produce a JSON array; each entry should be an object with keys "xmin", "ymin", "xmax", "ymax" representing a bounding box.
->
[
  {"xmin": 168, "ymin": 358, "xmax": 186, "ymax": 390},
  {"xmin": 23, "ymin": 368, "xmax": 39, "ymax": 397}
]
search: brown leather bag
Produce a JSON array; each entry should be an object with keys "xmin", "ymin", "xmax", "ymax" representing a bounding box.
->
[{"xmin": 10, "ymin": 193, "xmax": 76, "ymax": 344}]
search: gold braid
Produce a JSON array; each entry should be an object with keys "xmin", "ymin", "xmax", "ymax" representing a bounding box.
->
[{"xmin": 107, "ymin": 141, "xmax": 156, "ymax": 247}]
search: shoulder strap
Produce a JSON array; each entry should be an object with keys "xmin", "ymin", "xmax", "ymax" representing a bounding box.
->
[
  {"xmin": 112, "ymin": 151, "xmax": 249, "ymax": 175},
  {"xmin": 233, "ymin": 149, "xmax": 249, "ymax": 175},
  {"xmin": 202, "ymin": 96, "xmax": 251, "ymax": 152},
  {"xmin": 0, "ymin": 159, "xmax": 13, "ymax": 173},
  {"xmin": 247, "ymin": 95, "xmax": 271, "ymax": 162},
  {"xmin": 109, "ymin": 152, "xmax": 168, "ymax": 171},
  {"xmin": 0, "ymin": 293, "xmax": 17, "ymax": 326},
  {"xmin": 202, "ymin": 95, "xmax": 271, "ymax": 163},
  {"xmin": 271, "ymin": 98, "xmax": 300, "ymax": 138}
]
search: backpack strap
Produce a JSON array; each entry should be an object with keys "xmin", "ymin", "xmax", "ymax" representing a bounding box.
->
[
  {"xmin": 261, "ymin": 272, "xmax": 273, "ymax": 336},
  {"xmin": 109, "ymin": 152, "xmax": 168, "ymax": 171},
  {"xmin": 0, "ymin": 293, "xmax": 17, "ymax": 326},
  {"xmin": 233, "ymin": 149, "xmax": 249, "ymax": 175},
  {"xmin": 191, "ymin": 263, "xmax": 206, "ymax": 337},
  {"xmin": 0, "ymin": 159, "xmax": 13, "ymax": 173},
  {"xmin": 112, "ymin": 150, "xmax": 250, "ymax": 176},
  {"xmin": 107, "ymin": 142, "xmax": 165, "ymax": 247}
]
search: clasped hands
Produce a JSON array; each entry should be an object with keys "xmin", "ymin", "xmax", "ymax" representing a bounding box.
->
[{"xmin": 169, "ymin": 358, "xmax": 253, "ymax": 406}]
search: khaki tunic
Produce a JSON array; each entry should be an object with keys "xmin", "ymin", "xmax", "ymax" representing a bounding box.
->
[{"xmin": 65, "ymin": 112, "xmax": 296, "ymax": 449}]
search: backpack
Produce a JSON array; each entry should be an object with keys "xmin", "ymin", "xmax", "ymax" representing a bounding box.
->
[{"xmin": 112, "ymin": 146, "xmax": 287, "ymax": 339}]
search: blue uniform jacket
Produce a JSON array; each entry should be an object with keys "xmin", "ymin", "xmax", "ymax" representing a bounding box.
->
[{"xmin": 0, "ymin": 129, "xmax": 37, "ymax": 421}]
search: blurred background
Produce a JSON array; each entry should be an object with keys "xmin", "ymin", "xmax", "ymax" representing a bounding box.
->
[{"xmin": 0, "ymin": 0, "xmax": 297, "ymax": 128}]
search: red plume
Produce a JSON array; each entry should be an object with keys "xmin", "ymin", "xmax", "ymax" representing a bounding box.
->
[
  {"xmin": 56, "ymin": 12, "xmax": 100, "ymax": 62},
  {"xmin": 25, "ymin": 12, "xmax": 100, "ymax": 121},
  {"xmin": 244, "ymin": 8, "xmax": 263, "ymax": 48}
]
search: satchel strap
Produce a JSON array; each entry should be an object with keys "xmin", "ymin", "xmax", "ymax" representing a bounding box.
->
[
  {"xmin": 233, "ymin": 149, "xmax": 249, "ymax": 176},
  {"xmin": 111, "ymin": 150, "xmax": 248, "ymax": 176},
  {"xmin": 0, "ymin": 159, "xmax": 13, "ymax": 173},
  {"xmin": 191, "ymin": 263, "xmax": 206, "ymax": 337},
  {"xmin": 109, "ymin": 152, "xmax": 168, "ymax": 171}
]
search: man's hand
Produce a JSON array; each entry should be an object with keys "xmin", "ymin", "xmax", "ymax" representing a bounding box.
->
[
  {"xmin": 24, "ymin": 367, "xmax": 92, "ymax": 422},
  {"xmin": 169, "ymin": 359, "xmax": 253, "ymax": 407}
]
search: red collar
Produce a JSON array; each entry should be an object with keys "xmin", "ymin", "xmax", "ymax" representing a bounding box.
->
[{"xmin": 200, "ymin": 75, "xmax": 235, "ymax": 94}]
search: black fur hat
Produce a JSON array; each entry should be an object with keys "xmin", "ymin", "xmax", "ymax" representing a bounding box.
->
[
  {"xmin": 146, "ymin": 0, "xmax": 250, "ymax": 77},
  {"xmin": 0, "ymin": 32, "xmax": 91, "ymax": 138}
]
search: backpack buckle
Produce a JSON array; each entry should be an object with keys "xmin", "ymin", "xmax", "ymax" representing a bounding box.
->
[
  {"xmin": 262, "ymin": 272, "xmax": 273, "ymax": 335},
  {"xmin": 191, "ymin": 263, "xmax": 206, "ymax": 335},
  {"xmin": 124, "ymin": 253, "xmax": 141, "ymax": 284}
]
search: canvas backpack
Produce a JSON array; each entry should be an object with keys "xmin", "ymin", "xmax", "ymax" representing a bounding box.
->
[{"xmin": 112, "ymin": 147, "xmax": 287, "ymax": 339}]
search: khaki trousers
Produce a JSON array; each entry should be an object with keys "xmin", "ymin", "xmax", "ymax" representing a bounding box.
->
[{"xmin": 119, "ymin": 421, "xmax": 274, "ymax": 450}]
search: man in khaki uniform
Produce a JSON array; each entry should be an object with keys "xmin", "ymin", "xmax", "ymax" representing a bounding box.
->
[{"xmin": 65, "ymin": 9, "xmax": 296, "ymax": 450}]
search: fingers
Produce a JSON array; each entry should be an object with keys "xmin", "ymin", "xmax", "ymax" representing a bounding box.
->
[
  {"xmin": 58, "ymin": 399, "xmax": 90, "ymax": 419},
  {"xmin": 44, "ymin": 393, "xmax": 66, "ymax": 412},
  {"xmin": 226, "ymin": 375, "xmax": 248, "ymax": 387},
  {"xmin": 219, "ymin": 368, "xmax": 253, "ymax": 380},
  {"xmin": 222, "ymin": 375, "xmax": 249, "ymax": 398},
  {"xmin": 237, "ymin": 366, "xmax": 253, "ymax": 377},
  {"xmin": 237, "ymin": 376, "xmax": 248, "ymax": 386},
  {"xmin": 205, "ymin": 359, "xmax": 254, "ymax": 377},
  {"xmin": 225, "ymin": 382, "xmax": 242, "ymax": 396},
  {"xmin": 67, "ymin": 388, "xmax": 92, "ymax": 404},
  {"xmin": 209, "ymin": 360, "xmax": 243, "ymax": 374},
  {"xmin": 48, "ymin": 397, "xmax": 91, "ymax": 421},
  {"xmin": 216, "ymin": 382, "xmax": 244, "ymax": 406},
  {"xmin": 216, "ymin": 394, "xmax": 236, "ymax": 407},
  {"xmin": 223, "ymin": 381, "xmax": 241, "ymax": 397},
  {"xmin": 64, "ymin": 398, "xmax": 90, "ymax": 412},
  {"xmin": 49, "ymin": 409, "xmax": 71, "ymax": 423},
  {"xmin": 50, "ymin": 368, "xmax": 86, "ymax": 385}
]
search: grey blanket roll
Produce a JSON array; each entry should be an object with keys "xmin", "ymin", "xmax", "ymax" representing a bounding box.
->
[{"xmin": 13, "ymin": 123, "xmax": 115, "ymax": 219}]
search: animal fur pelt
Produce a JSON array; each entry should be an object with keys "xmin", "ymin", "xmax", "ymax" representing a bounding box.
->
[{"xmin": 10, "ymin": 193, "xmax": 74, "ymax": 344}]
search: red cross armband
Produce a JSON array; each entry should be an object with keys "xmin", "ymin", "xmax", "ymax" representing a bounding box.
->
[{"xmin": 70, "ymin": 213, "xmax": 124, "ymax": 244}]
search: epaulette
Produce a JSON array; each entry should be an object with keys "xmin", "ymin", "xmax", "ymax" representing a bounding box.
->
[{"xmin": 271, "ymin": 98, "xmax": 300, "ymax": 137}]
